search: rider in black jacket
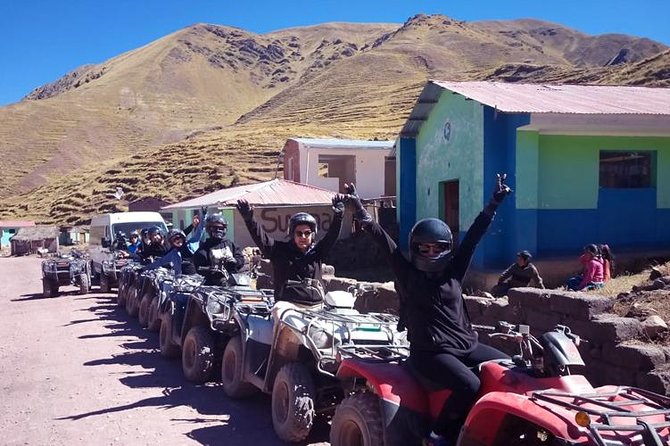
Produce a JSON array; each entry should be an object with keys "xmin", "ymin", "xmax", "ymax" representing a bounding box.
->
[
  {"xmin": 236, "ymin": 195, "xmax": 346, "ymax": 305},
  {"xmin": 346, "ymin": 175, "xmax": 512, "ymax": 446},
  {"xmin": 193, "ymin": 213, "xmax": 245, "ymax": 285}
]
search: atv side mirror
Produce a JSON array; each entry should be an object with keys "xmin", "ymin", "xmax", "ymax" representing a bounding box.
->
[{"xmin": 101, "ymin": 237, "xmax": 111, "ymax": 248}]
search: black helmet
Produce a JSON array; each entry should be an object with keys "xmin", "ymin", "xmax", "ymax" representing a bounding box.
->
[
  {"xmin": 206, "ymin": 213, "xmax": 228, "ymax": 239},
  {"xmin": 288, "ymin": 212, "xmax": 317, "ymax": 237},
  {"xmin": 148, "ymin": 226, "xmax": 163, "ymax": 236},
  {"xmin": 409, "ymin": 218, "xmax": 453, "ymax": 272},
  {"xmin": 517, "ymin": 250, "xmax": 532, "ymax": 261},
  {"xmin": 115, "ymin": 231, "xmax": 128, "ymax": 241},
  {"xmin": 167, "ymin": 229, "xmax": 186, "ymax": 247}
]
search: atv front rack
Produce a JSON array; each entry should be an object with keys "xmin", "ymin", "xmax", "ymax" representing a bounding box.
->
[{"xmin": 532, "ymin": 386, "xmax": 670, "ymax": 445}]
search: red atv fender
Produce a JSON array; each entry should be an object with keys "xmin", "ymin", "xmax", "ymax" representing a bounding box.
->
[{"xmin": 336, "ymin": 359, "xmax": 450, "ymax": 418}]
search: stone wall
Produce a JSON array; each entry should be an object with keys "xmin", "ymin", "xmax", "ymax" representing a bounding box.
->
[{"xmin": 322, "ymin": 278, "xmax": 670, "ymax": 396}]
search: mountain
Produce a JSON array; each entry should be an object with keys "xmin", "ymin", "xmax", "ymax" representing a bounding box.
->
[{"xmin": 0, "ymin": 14, "xmax": 666, "ymax": 224}]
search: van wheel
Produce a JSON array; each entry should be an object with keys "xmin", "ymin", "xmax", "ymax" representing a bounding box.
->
[
  {"xmin": 159, "ymin": 313, "xmax": 180, "ymax": 359},
  {"xmin": 330, "ymin": 393, "xmax": 384, "ymax": 446},
  {"xmin": 271, "ymin": 362, "xmax": 316, "ymax": 443},
  {"xmin": 221, "ymin": 336, "xmax": 257, "ymax": 398},
  {"xmin": 100, "ymin": 274, "xmax": 111, "ymax": 293},
  {"xmin": 182, "ymin": 326, "xmax": 215, "ymax": 383},
  {"xmin": 147, "ymin": 296, "xmax": 161, "ymax": 332}
]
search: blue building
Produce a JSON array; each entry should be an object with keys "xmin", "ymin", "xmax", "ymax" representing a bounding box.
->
[{"xmin": 396, "ymin": 81, "xmax": 670, "ymax": 272}]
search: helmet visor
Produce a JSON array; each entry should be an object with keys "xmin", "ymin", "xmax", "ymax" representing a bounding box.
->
[{"xmin": 417, "ymin": 242, "xmax": 451, "ymax": 258}]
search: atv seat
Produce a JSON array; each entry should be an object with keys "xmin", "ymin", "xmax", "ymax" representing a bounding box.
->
[{"xmin": 404, "ymin": 356, "xmax": 482, "ymax": 391}]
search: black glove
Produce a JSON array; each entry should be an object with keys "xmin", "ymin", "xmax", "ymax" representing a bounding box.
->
[
  {"xmin": 332, "ymin": 194, "xmax": 346, "ymax": 216},
  {"xmin": 492, "ymin": 173, "xmax": 512, "ymax": 204},
  {"xmin": 344, "ymin": 183, "xmax": 372, "ymax": 223},
  {"xmin": 236, "ymin": 199, "xmax": 254, "ymax": 222}
]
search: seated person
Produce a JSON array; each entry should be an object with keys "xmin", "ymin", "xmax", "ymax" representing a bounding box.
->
[
  {"xmin": 193, "ymin": 213, "xmax": 245, "ymax": 285},
  {"xmin": 566, "ymin": 244, "xmax": 605, "ymax": 291},
  {"xmin": 600, "ymin": 244, "xmax": 615, "ymax": 281},
  {"xmin": 127, "ymin": 231, "xmax": 142, "ymax": 254},
  {"xmin": 491, "ymin": 250, "xmax": 544, "ymax": 297},
  {"xmin": 143, "ymin": 212, "xmax": 206, "ymax": 275}
]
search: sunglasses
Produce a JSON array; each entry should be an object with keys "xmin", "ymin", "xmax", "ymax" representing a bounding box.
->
[
  {"xmin": 294, "ymin": 230, "xmax": 313, "ymax": 238},
  {"xmin": 417, "ymin": 242, "xmax": 451, "ymax": 255}
]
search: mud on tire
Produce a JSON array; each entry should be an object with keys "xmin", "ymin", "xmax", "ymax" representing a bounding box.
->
[
  {"xmin": 100, "ymin": 274, "xmax": 111, "ymax": 293},
  {"xmin": 271, "ymin": 362, "xmax": 316, "ymax": 443},
  {"xmin": 147, "ymin": 296, "xmax": 161, "ymax": 332},
  {"xmin": 330, "ymin": 392, "xmax": 384, "ymax": 446},
  {"xmin": 138, "ymin": 292, "xmax": 152, "ymax": 328},
  {"xmin": 221, "ymin": 336, "xmax": 257, "ymax": 398},
  {"xmin": 159, "ymin": 312, "xmax": 180, "ymax": 359},
  {"xmin": 79, "ymin": 274, "xmax": 90, "ymax": 295},
  {"xmin": 182, "ymin": 326, "xmax": 216, "ymax": 383},
  {"xmin": 42, "ymin": 278, "xmax": 57, "ymax": 298}
]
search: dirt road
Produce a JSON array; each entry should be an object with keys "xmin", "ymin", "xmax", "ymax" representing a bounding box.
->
[{"xmin": 0, "ymin": 256, "xmax": 329, "ymax": 446}]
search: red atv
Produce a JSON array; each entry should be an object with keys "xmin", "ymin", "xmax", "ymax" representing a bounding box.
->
[{"xmin": 330, "ymin": 322, "xmax": 670, "ymax": 446}]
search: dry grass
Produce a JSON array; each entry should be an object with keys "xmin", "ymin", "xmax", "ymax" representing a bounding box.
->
[{"xmin": 0, "ymin": 15, "xmax": 667, "ymax": 224}]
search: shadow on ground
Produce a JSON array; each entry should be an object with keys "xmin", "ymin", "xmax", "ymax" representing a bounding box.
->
[{"xmin": 61, "ymin": 295, "xmax": 329, "ymax": 445}]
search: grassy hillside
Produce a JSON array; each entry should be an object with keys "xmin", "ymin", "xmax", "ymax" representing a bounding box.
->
[{"xmin": 0, "ymin": 14, "xmax": 667, "ymax": 225}]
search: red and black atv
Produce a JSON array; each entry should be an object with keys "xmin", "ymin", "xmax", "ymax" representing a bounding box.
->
[{"xmin": 330, "ymin": 322, "xmax": 670, "ymax": 446}]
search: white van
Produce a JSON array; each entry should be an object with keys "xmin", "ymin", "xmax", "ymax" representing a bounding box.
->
[{"xmin": 89, "ymin": 212, "xmax": 168, "ymax": 288}]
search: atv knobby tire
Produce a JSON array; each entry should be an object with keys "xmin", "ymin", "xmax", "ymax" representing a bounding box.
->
[
  {"xmin": 271, "ymin": 362, "xmax": 316, "ymax": 443},
  {"xmin": 42, "ymin": 278, "xmax": 57, "ymax": 298},
  {"xmin": 138, "ymin": 292, "xmax": 152, "ymax": 328},
  {"xmin": 119, "ymin": 282, "xmax": 132, "ymax": 308},
  {"xmin": 79, "ymin": 274, "xmax": 90, "ymax": 295},
  {"xmin": 221, "ymin": 336, "xmax": 257, "ymax": 398},
  {"xmin": 330, "ymin": 392, "xmax": 384, "ymax": 446},
  {"xmin": 100, "ymin": 274, "xmax": 111, "ymax": 293},
  {"xmin": 147, "ymin": 296, "xmax": 161, "ymax": 332},
  {"xmin": 182, "ymin": 326, "xmax": 215, "ymax": 383},
  {"xmin": 126, "ymin": 287, "xmax": 139, "ymax": 317},
  {"xmin": 159, "ymin": 312, "xmax": 180, "ymax": 359}
]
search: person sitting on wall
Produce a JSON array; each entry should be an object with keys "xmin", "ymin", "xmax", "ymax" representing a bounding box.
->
[
  {"xmin": 490, "ymin": 250, "xmax": 545, "ymax": 297},
  {"xmin": 600, "ymin": 244, "xmax": 615, "ymax": 281},
  {"xmin": 566, "ymin": 244, "xmax": 605, "ymax": 291}
]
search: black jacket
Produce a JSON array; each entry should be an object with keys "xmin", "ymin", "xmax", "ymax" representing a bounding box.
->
[
  {"xmin": 362, "ymin": 210, "xmax": 495, "ymax": 355},
  {"xmin": 242, "ymin": 213, "xmax": 343, "ymax": 305},
  {"xmin": 193, "ymin": 238, "xmax": 245, "ymax": 286},
  {"xmin": 139, "ymin": 243, "xmax": 168, "ymax": 262}
]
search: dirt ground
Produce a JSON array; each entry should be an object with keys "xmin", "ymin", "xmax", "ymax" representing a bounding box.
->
[{"xmin": 0, "ymin": 256, "xmax": 329, "ymax": 446}]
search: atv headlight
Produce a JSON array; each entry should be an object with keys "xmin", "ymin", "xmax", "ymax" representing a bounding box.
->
[
  {"xmin": 206, "ymin": 299, "xmax": 225, "ymax": 316},
  {"xmin": 308, "ymin": 326, "xmax": 332, "ymax": 349}
]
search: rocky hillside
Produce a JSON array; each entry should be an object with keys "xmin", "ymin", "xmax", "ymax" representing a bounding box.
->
[{"xmin": 0, "ymin": 14, "xmax": 667, "ymax": 224}]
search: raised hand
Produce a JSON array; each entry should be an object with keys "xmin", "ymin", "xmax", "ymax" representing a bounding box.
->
[
  {"xmin": 492, "ymin": 173, "xmax": 512, "ymax": 203},
  {"xmin": 344, "ymin": 183, "xmax": 358, "ymax": 198},
  {"xmin": 332, "ymin": 194, "xmax": 346, "ymax": 215},
  {"xmin": 236, "ymin": 199, "xmax": 254, "ymax": 221}
]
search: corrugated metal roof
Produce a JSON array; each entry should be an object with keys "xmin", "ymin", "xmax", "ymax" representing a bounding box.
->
[
  {"xmin": 401, "ymin": 81, "xmax": 670, "ymax": 137},
  {"xmin": 433, "ymin": 81, "xmax": 670, "ymax": 114},
  {"xmin": 162, "ymin": 179, "xmax": 336, "ymax": 210},
  {"xmin": 0, "ymin": 220, "xmax": 36, "ymax": 228},
  {"xmin": 291, "ymin": 137, "xmax": 395, "ymax": 150}
]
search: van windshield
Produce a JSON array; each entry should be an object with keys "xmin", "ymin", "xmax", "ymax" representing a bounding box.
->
[{"xmin": 112, "ymin": 222, "xmax": 167, "ymax": 238}]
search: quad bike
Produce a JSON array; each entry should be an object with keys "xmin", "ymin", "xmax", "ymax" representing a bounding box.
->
[
  {"xmin": 116, "ymin": 261, "xmax": 143, "ymax": 307},
  {"xmin": 157, "ymin": 267, "xmax": 271, "ymax": 385},
  {"xmin": 136, "ymin": 267, "xmax": 174, "ymax": 330},
  {"xmin": 41, "ymin": 250, "xmax": 91, "ymax": 297},
  {"xmin": 330, "ymin": 322, "xmax": 670, "ymax": 446},
  {"xmin": 99, "ymin": 252, "xmax": 130, "ymax": 293},
  {"xmin": 220, "ymin": 278, "xmax": 407, "ymax": 443}
]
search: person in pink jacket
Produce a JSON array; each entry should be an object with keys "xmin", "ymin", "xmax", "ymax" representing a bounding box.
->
[{"xmin": 566, "ymin": 244, "xmax": 605, "ymax": 291}]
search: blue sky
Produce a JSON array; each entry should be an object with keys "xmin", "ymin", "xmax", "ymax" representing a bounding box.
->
[{"xmin": 1, "ymin": 0, "xmax": 668, "ymax": 106}]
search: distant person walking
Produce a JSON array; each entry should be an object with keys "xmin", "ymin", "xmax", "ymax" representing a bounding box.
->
[{"xmin": 491, "ymin": 250, "xmax": 544, "ymax": 297}]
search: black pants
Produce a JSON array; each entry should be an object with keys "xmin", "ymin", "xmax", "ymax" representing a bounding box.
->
[{"xmin": 411, "ymin": 343, "xmax": 509, "ymax": 440}]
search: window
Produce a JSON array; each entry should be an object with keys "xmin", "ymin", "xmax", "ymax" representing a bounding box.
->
[{"xmin": 599, "ymin": 151, "xmax": 653, "ymax": 188}]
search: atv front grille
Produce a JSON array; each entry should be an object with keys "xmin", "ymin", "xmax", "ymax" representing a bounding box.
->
[{"xmin": 532, "ymin": 386, "xmax": 670, "ymax": 445}]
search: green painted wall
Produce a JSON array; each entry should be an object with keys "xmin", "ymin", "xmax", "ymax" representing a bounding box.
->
[
  {"xmin": 415, "ymin": 91, "xmax": 484, "ymax": 226},
  {"xmin": 516, "ymin": 130, "xmax": 540, "ymax": 209},
  {"xmin": 529, "ymin": 135, "xmax": 670, "ymax": 210}
]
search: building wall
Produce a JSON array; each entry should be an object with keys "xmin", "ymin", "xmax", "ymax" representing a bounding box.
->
[
  {"xmin": 283, "ymin": 140, "xmax": 301, "ymax": 182},
  {"xmin": 517, "ymin": 134, "xmax": 670, "ymax": 255},
  {"xmin": 300, "ymin": 147, "xmax": 389, "ymax": 198},
  {"xmin": 403, "ymin": 90, "xmax": 485, "ymax": 253}
]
